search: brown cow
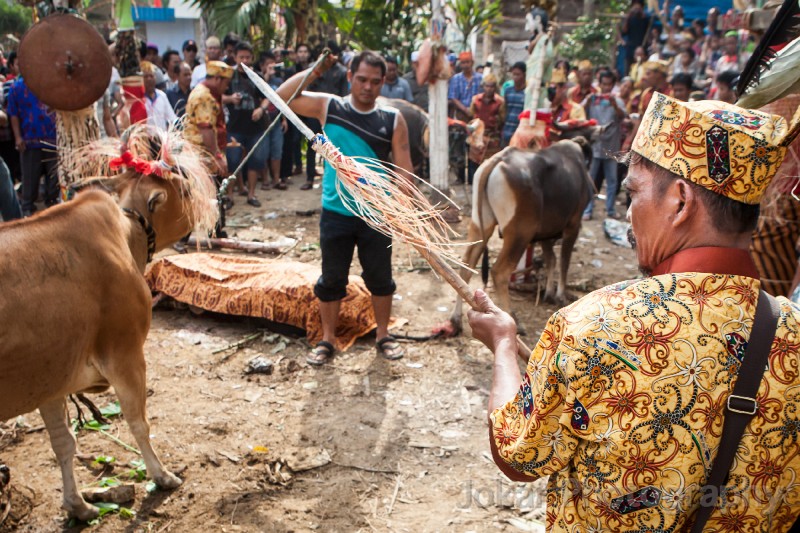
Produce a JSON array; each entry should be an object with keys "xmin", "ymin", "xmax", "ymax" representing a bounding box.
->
[
  {"xmin": 377, "ymin": 97, "xmax": 429, "ymax": 178},
  {"xmin": 0, "ymin": 131, "xmax": 216, "ymax": 519},
  {"xmin": 449, "ymin": 140, "xmax": 593, "ymax": 331}
]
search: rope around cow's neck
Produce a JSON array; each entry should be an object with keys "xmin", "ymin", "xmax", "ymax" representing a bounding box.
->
[{"xmin": 121, "ymin": 207, "xmax": 156, "ymax": 263}]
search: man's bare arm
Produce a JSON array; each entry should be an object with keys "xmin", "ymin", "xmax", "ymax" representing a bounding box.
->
[
  {"xmin": 199, "ymin": 127, "xmax": 226, "ymax": 175},
  {"xmin": 468, "ymin": 289, "xmax": 531, "ymax": 482},
  {"xmin": 276, "ymin": 67, "xmax": 330, "ymax": 124},
  {"xmin": 103, "ymin": 100, "xmax": 118, "ymax": 137},
  {"xmin": 391, "ymin": 113, "xmax": 414, "ymax": 185}
]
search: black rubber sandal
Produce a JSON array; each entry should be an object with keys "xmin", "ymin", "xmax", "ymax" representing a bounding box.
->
[
  {"xmin": 376, "ymin": 336, "xmax": 405, "ymax": 360},
  {"xmin": 307, "ymin": 341, "xmax": 335, "ymax": 366}
]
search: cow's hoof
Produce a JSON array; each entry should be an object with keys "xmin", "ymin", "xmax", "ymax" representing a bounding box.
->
[
  {"xmin": 543, "ymin": 292, "xmax": 557, "ymax": 304},
  {"xmin": 447, "ymin": 317, "xmax": 463, "ymax": 336},
  {"xmin": 66, "ymin": 500, "xmax": 100, "ymax": 522},
  {"xmin": 155, "ymin": 471, "xmax": 183, "ymax": 489},
  {"xmin": 432, "ymin": 318, "xmax": 461, "ymax": 337}
]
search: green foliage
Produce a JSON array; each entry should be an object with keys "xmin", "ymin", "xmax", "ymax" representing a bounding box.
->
[
  {"xmin": 556, "ymin": 1, "xmax": 627, "ymax": 67},
  {"xmin": 127, "ymin": 459, "xmax": 147, "ymax": 482},
  {"xmin": 86, "ymin": 503, "xmax": 136, "ymax": 526},
  {"xmin": 93, "ymin": 455, "xmax": 116, "ymax": 467},
  {"xmin": 557, "ymin": 16, "xmax": 617, "ymax": 67},
  {"xmin": 190, "ymin": 0, "xmax": 277, "ymax": 50},
  {"xmin": 446, "ymin": 0, "xmax": 502, "ymax": 51},
  {"xmin": 100, "ymin": 401, "xmax": 122, "ymax": 418},
  {"xmin": 0, "ymin": 2, "xmax": 32, "ymax": 38},
  {"xmin": 190, "ymin": 0, "xmax": 430, "ymax": 59}
]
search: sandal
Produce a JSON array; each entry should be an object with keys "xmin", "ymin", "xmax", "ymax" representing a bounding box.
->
[
  {"xmin": 300, "ymin": 182, "xmax": 313, "ymax": 191},
  {"xmin": 222, "ymin": 197, "xmax": 234, "ymax": 210},
  {"xmin": 273, "ymin": 182, "xmax": 288, "ymax": 190},
  {"xmin": 307, "ymin": 341, "xmax": 335, "ymax": 366},
  {"xmin": 261, "ymin": 182, "xmax": 272, "ymax": 191},
  {"xmin": 376, "ymin": 336, "xmax": 404, "ymax": 360}
]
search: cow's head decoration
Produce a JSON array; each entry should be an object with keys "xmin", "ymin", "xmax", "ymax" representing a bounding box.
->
[{"xmin": 66, "ymin": 123, "xmax": 219, "ymax": 251}]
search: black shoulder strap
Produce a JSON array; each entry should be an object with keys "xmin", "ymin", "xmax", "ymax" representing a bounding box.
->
[{"xmin": 690, "ymin": 290, "xmax": 780, "ymax": 532}]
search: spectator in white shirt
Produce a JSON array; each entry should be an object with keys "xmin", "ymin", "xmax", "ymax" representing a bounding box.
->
[
  {"xmin": 191, "ymin": 36, "xmax": 223, "ymax": 88},
  {"xmin": 141, "ymin": 61, "xmax": 177, "ymax": 130}
]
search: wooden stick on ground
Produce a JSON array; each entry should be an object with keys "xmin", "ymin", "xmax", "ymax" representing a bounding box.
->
[{"xmin": 187, "ymin": 236, "xmax": 296, "ymax": 254}]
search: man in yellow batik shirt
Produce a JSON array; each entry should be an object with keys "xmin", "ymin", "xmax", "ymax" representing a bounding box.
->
[
  {"xmin": 184, "ymin": 60, "xmax": 233, "ymax": 179},
  {"xmin": 468, "ymin": 92, "xmax": 800, "ymax": 532}
]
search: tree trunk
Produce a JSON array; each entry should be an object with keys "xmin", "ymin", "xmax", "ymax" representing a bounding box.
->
[
  {"xmin": 292, "ymin": 0, "xmax": 310, "ymax": 44},
  {"xmin": 584, "ymin": 0, "xmax": 595, "ymax": 19}
]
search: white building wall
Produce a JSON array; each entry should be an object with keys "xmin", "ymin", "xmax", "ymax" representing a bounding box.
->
[
  {"xmin": 141, "ymin": 0, "xmax": 202, "ymax": 53},
  {"xmin": 145, "ymin": 18, "xmax": 198, "ymax": 53}
]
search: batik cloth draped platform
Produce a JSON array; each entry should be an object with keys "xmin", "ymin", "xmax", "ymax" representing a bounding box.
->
[{"xmin": 632, "ymin": 92, "xmax": 791, "ymax": 205}]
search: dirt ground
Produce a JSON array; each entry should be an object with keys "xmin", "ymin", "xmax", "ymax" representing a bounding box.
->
[{"xmin": 0, "ymin": 174, "xmax": 638, "ymax": 532}]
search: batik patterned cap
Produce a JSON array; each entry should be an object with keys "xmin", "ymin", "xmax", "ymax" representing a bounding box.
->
[
  {"xmin": 632, "ymin": 92, "xmax": 789, "ymax": 204},
  {"xmin": 207, "ymin": 60, "xmax": 233, "ymax": 79}
]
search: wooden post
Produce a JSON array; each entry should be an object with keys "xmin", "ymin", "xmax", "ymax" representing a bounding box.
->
[{"xmin": 429, "ymin": 0, "xmax": 449, "ymax": 194}]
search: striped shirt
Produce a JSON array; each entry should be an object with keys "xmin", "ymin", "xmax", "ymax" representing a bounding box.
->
[
  {"xmin": 448, "ymin": 71, "xmax": 483, "ymax": 109},
  {"xmin": 502, "ymin": 85, "xmax": 525, "ymax": 143}
]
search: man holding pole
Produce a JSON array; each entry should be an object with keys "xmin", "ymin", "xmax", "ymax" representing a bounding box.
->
[
  {"xmin": 276, "ymin": 51, "xmax": 414, "ymax": 366},
  {"xmin": 468, "ymin": 92, "xmax": 800, "ymax": 531}
]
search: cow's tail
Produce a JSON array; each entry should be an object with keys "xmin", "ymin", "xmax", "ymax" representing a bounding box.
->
[
  {"xmin": 473, "ymin": 152, "xmax": 506, "ymax": 287},
  {"xmin": 481, "ymin": 247, "xmax": 490, "ymax": 286}
]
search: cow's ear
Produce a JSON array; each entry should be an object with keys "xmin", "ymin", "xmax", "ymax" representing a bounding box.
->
[{"xmin": 147, "ymin": 190, "xmax": 167, "ymax": 213}]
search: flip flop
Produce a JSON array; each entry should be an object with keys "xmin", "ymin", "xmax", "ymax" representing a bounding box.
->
[
  {"xmin": 307, "ymin": 341, "xmax": 335, "ymax": 366},
  {"xmin": 376, "ymin": 336, "xmax": 404, "ymax": 360}
]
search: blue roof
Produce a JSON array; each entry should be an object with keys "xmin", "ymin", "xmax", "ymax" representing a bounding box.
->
[
  {"xmin": 132, "ymin": 7, "xmax": 175, "ymax": 22},
  {"xmin": 681, "ymin": 0, "xmax": 732, "ymax": 25}
]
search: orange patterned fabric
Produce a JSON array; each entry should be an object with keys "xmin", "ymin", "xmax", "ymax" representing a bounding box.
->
[{"xmin": 145, "ymin": 253, "xmax": 380, "ymax": 350}]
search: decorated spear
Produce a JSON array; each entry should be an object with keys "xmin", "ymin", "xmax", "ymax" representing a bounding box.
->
[{"xmin": 242, "ymin": 65, "xmax": 532, "ymax": 361}]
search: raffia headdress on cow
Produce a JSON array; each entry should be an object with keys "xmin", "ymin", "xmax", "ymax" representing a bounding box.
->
[
  {"xmin": 63, "ymin": 122, "xmax": 219, "ymax": 235},
  {"xmin": 632, "ymin": 92, "xmax": 792, "ymax": 204}
]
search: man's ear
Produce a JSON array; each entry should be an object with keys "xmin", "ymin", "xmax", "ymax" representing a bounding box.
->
[{"xmin": 671, "ymin": 179, "xmax": 695, "ymax": 227}]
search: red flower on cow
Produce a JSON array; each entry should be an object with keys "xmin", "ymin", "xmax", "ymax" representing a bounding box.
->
[
  {"xmin": 109, "ymin": 150, "xmax": 164, "ymax": 177},
  {"xmin": 109, "ymin": 150, "xmax": 134, "ymax": 170}
]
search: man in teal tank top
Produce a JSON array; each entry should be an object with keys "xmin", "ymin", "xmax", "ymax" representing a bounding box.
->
[{"xmin": 277, "ymin": 51, "xmax": 414, "ymax": 365}]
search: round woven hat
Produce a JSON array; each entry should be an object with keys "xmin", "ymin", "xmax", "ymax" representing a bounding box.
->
[{"xmin": 18, "ymin": 14, "xmax": 112, "ymax": 111}]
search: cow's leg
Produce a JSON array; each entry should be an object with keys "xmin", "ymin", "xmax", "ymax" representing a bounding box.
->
[
  {"xmin": 557, "ymin": 221, "xmax": 582, "ymax": 304},
  {"xmin": 105, "ymin": 352, "xmax": 182, "ymax": 490},
  {"xmin": 541, "ymin": 239, "xmax": 558, "ymax": 303},
  {"xmin": 490, "ymin": 225, "xmax": 530, "ymax": 316},
  {"xmin": 39, "ymin": 398, "xmax": 99, "ymax": 521},
  {"xmin": 449, "ymin": 219, "xmax": 495, "ymax": 333}
]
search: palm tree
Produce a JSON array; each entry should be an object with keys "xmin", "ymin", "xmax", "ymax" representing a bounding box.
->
[{"xmin": 446, "ymin": 0, "xmax": 501, "ymax": 51}]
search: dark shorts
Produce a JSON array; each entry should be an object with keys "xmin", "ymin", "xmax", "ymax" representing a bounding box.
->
[
  {"xmin": 314, "ymin": 209, "xmax": 396, "ymax": 302},
  {"xmin": 226, "ymin": 131, "xmax": 268, "ymax": 173}
]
